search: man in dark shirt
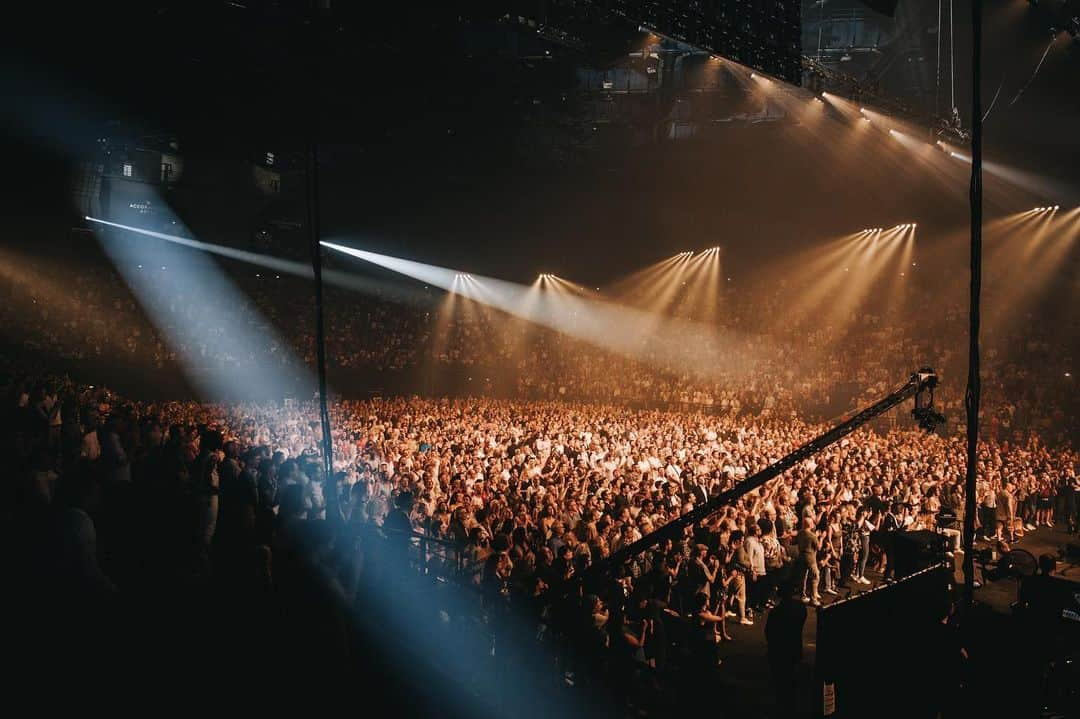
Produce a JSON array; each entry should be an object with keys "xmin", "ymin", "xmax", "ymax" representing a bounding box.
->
[
  {"xmin": 795, "ymin": 517, "xmax": 821, "ymax": 605},
  {"xmin": 881, "ymin": 502, "xmax": 905, "ymax": 581},
  {"xmin": 1059, "ymin": 470, "xmax": 1078, "ymax": 534},
  {"xmin": 686, "ymin": 474, "xmax": 709, "ymax": 507},
  {"xmin": 383, "ymin": 491, "xmax": 414, "ymax": 538}
]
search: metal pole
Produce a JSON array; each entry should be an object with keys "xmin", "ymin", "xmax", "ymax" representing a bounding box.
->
[
  {"xmin": 306, "ymin": 6, "xmax": 338, "ymax": 526},
  {"xmin": 950, "ymin": 0, "xmax": 956, "ymax": 112},
  {"xmin": 935, "ymin": 0, "xmax": 942, "ymax": 117},
  {"xmin": 309, "ymin": 143, "xmax": 335, "ymax": 510},
  {"xmin": 817, "ymin": 1, "xmax": 825, "ymax": 61},
  {"xmin": 962, "ymin": 0, "xmax": 983, "ymax": 611}
]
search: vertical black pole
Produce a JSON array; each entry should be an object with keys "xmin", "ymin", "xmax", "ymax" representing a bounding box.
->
[
  {"xmin": 935, "ymin": 0, "xmax": 942, "ymax": 118},
  {"xmin": 962, "ymin": 0, "xmax": 982, "ymax": 610},
  {"xmin": 306, "ymin": 7, "xmax": 337, "ymax": 526}
]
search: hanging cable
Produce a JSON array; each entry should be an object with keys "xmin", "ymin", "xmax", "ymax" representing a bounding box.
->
[
  {"xmin": 1009, "ymin": 33, "xmax": 1058, "ymax": 107},
  {"xmin": 982, "ymin": 80, "xmax": 1003, "ymax": 122}
]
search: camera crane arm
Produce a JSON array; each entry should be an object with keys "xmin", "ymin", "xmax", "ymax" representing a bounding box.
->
[{"xmin": 578, "ymin": 368, "xmax": 941, "ymax": 587}]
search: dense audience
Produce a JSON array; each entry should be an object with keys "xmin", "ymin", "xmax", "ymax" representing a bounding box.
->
[
  {"xmin": 4, "ymin": 367, "xmax": 1077, "ymax": 705},
  {"xmin": 2, "ymin": 244, "xmax": 1077, "ymax": 708}
]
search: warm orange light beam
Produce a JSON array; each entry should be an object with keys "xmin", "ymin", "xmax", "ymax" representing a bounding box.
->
[{"xmin": 606, "ymin": 252, "xmax": 692, "ymax": 300}]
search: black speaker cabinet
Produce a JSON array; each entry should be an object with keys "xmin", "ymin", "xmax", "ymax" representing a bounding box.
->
[{"xmin": 893, "ymin": 530, "xmax": 948, "ymax": 578}]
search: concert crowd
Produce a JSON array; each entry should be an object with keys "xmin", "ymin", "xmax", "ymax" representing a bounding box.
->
[
  {"xmin": 2, "ymin": 249, "xmax": 1078, "ymax": 712},
  {"xmin": 5, "ymin": 365, "xmax": 1078, "ymax": 708}
]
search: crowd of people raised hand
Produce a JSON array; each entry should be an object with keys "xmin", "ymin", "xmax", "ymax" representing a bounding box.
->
[
  {"xmin": 6, "ymin": 363, "xmax": 1078, "ymax": 701},
  {"xmin": 3, "ymin": 244, "xmax": 1078, "ymax": 707}
]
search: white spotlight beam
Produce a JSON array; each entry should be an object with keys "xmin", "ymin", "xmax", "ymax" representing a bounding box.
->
[
  {"xmin": 84, "ymin": 217, "xmax": 435, "ymax": 306},
  {"xmin": 944, "ymin": 150, "xmax": 1076, "ymax": 205},
  {"xmin": 86, "ymin": 214, "xmax": 311, "ymax": 400},
  {"xmin": 87, "ymin": 216, "xmax": 307, "ymax": 275}
]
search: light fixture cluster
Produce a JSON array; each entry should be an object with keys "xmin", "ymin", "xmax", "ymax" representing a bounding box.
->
[{"xmin": 1032, "ymin": 205, "xmax": 1059, "ymax": 212}]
